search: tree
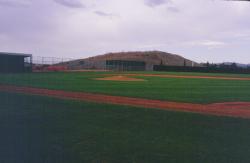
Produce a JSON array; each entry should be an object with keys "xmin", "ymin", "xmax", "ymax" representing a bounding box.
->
[
  {"xmin": 160, "ymin": 60, "xmax": 163, "ymax": 65},
  {"xmin": 206, "ymin": 62, "xmax": 210, "ymax": 67},
  {"xmin": 231, "ymin": 63, "xmax": 237, "ymax": 69}
]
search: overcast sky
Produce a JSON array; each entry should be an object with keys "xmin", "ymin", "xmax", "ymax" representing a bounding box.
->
[{"xmin": 0, "ymin": 0, "xmax": 250, "ymax": 63}]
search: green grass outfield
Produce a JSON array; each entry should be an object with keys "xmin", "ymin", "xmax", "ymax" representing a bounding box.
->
[
  {"xmin": 1, "ymin": 71, "xmax": 250, "ymax": 103},
  {"xmin": 1, "ymin": 92, "xmax": 250, "ymax": 163}
]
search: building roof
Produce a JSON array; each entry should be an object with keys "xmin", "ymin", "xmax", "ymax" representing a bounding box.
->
[{"xmin": 0, "ymin": 52, "xmax": 32, "ymax": 57}]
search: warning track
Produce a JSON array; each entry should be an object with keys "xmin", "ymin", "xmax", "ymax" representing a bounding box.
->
[{"xmin": 1, "ymin": 85, "xmax": 250, "ymax": 119}]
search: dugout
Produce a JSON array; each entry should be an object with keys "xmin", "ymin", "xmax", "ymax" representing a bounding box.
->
[
  {"xmin": 106, "ymin": 60, "xmax": 146, "ymax": 71},
  {"xmin": 0, "ymin": 52, "xmax": 32, "ymax": 73}
]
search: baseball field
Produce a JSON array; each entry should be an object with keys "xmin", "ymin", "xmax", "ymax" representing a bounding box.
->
[{"xmin": 1, "ymin": 71, "xmax": 250, "ymax": 162}]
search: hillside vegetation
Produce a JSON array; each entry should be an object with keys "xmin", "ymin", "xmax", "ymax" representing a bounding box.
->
[{"xmin": 62, "ymin": 51, "xmax": 200, "ymax": 70}]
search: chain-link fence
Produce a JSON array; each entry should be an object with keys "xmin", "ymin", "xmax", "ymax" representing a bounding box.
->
[
  {"xmin": 33, "ymin": 56, "xmax": 73, "ymax": 65},
  {"xmin": 32, "ymin": 56, "xmax": 74, "ymax": 72}
]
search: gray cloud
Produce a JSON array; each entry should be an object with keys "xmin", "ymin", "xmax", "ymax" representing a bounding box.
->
[
  {"xmin": 94, "ymin": 11, "xmax": 119, "ymax": 18},
  {"xmin": 186, "ymin": 40, "xmax": 227, "ymax": 49},
  {"xmin": 144, "ymin": 0, "xmax": 171, "ymax": 7},
  {"xmin": 167, "ymin": 6, "xmax": 179, "ymax": 13},
  {"xmin": 0, "ymin": 0, "xmax": 31, "ymax": 7},
  {"xmin": 54, "ymin": 0, "xmax": 85, "ymax": 8}
]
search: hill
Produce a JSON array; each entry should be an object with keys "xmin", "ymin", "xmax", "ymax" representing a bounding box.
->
[{"xmin": 63, "ymin": 51, "xmax": 200, "ymax": 71}]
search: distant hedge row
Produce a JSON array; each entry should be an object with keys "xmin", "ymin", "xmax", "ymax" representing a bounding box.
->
[{"xmin": 153, "ymin": 65, "xmax": 250, "ymax": 74}]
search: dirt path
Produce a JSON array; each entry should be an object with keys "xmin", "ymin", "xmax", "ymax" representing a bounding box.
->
[
  {"xmin": 1, "ymin": 84, "xmax": 250, "ymax": 119},
  {"xmin": 126, "ymin": 74, "xmax": 250, "ymax": 81}
]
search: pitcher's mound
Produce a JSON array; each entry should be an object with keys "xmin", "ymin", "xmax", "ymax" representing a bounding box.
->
[{"xmin": 95, "ymin": 75, "xmax": 146, "ymax": 81}]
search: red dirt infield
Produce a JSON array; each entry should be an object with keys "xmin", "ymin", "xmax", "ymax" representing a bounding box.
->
[{"xmin": 1, "ymin": 84, "xmax": 250, "ymax": 119}]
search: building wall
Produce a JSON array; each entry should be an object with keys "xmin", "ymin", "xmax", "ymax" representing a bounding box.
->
[
  {"xmin": 0, "ymin": 55, "xmax": 31, "ymax": 73},
  {"xmin": 106, "ymin": 60, "xmax": 146, "ymax": 71},
  {"xmin": 66, "ymin": 60, "xmax": 106, "ymax": 70}
]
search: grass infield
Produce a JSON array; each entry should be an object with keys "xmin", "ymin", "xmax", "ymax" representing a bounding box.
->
[
  {"xmin": 1, "ymin": 92, "xmax": 250, "ymax": 163},
  {"xmin": 1, "ymin": 71, "xmax": 250, "ymax": 103}
]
